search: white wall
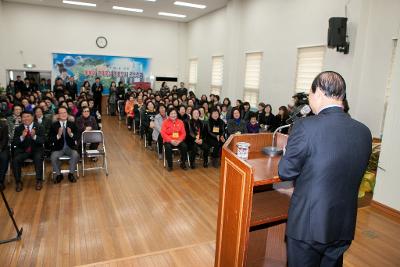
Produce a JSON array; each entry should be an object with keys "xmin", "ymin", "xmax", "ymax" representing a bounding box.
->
[
  {"xmin": 352, "ymin": 0, "xmax": 400, "ymax": 137},
  {"xmin": 373, "ymin": 38, "xmax": 400, "ymax": 211},
  {"xmin": 187, "ymin": 7, "xmax": 227, "ymax": 96},
  {"xmin": 1, "ymin": 2, "xmax": 187, "ymax": 87},
  {"xmin": 187, "ymin": 0, "xmax": 400, "ymax": 137}
]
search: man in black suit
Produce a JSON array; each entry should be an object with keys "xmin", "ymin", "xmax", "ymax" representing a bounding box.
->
[
  {"xmin": 278, "ymin": 71, "xmax": 372, "ymax": 267},
  {"xmin": 0, "ymin": 118, "xmax": 9, "ymax": 191},
  {"xmin": 91, "ymin": 77, "xmax": 103, "ymax": 114},
  {"xmin": 12, "ymin": 111, "xmax": 45, "ymax": 192},
  {"xmin": 53, "ymin": 78, "xmax": 66, "ymax": 99},
  {"xmin": 66, "ymin": 76, "xmax": 78, "ymax": 100},
  {"xmin": 14, "ymin": 75, "xmax": 25, "ymax": 91},
  {"xmin": 49, "ymin": 106, "xmax": 79, "ymax": 183},
  {"xmin": 177, "ymin": 82, "xmax": 188, "ymax": 97},
  {"xmin": 21, "ymin": 77, "xmax": 33, "ymax": 96}
]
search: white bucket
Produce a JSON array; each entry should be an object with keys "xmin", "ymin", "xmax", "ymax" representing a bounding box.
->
[{"xmin": 236, "ymin": 142, "xmax": 250, "ymax": 160}]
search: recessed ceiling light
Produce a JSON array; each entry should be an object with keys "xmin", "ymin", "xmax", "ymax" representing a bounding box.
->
[
  {"xmin": 62, "ymin": 0, "xmax": 96, "ymax": 7},
  {"xmin": 112, "ymin": 6, "xmax": 143, "ymax": 13},
  {"xmin": 158, "ymin": 12, "xmax": 187, "ymax": 18},
  {"xmin": 145, "ymin": 0, "xmax": 157, "ymax": 2},
  {"xmin": 174, "ymin": 1, "xmax": 206, "ymax": 9}
]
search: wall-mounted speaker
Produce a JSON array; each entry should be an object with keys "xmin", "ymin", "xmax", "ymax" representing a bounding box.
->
[{"xmin": 328, "ymin": 17, "xmax": 349, "ymax": 54}]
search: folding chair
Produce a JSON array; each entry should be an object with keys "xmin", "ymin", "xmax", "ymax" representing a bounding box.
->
[
  {"xmin": 163, "ymin": 146, "xmax": 191, "ymax": 168},
  {"xmin": 23, "ymin": 158, "xmax": 46, "ymax": 181},
  {"xmin": 7, "ymin": 146, "xmax": 46, "ymax": 183},
  {"xmin": 51, "ymin": 156, "xmax": 80, "ymax": 181},
  {"xmin": 81, "ymin": 130, "xmax": 109, "ymax": 177}
]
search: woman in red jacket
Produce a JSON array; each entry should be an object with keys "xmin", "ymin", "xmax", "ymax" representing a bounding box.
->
[{"xmin": 161, "ymin": 108, "xmax": 188, "ymax": 171}]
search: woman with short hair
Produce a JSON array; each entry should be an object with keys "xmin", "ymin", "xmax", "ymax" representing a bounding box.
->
[
  {"xmin": 206, "ymin": 109, "xmax": 225, "ymax": 168},
  {"xmin": 161, "ymin": 109, "xmax": 188, "ymax": 171},
  {"xmin": 227, "ymin": 108, "xmax": 248, "ymax": 137},
  {"xmin": 187, "ymin": 109, "xmax": 209, "ymax": 169}
]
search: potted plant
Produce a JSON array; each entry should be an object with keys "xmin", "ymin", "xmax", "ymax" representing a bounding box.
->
[
  {"xmin": 0, "ymin": 83, "xmax": 5, "ymax": 95},
  {"xmin": 358, "ymin": 142, "xmax": 381, "ymax": 198}
]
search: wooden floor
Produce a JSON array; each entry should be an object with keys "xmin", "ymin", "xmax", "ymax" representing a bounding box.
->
[{"xmin": 0, "ymin": 115, "xmax": 399, "ymax": 267}]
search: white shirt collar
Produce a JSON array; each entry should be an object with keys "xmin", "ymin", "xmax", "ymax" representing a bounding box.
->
[{"xmin": 25, "ymin": 122, "xmax": 34, "ymax": 131}]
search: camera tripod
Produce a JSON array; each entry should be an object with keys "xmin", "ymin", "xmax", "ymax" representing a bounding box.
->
[{"xmin": 0, "ymin": 190, "xmax": 23, "ymax": 244}]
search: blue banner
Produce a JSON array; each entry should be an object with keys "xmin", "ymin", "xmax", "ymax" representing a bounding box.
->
[{"xmin": 52, "ymin": 53, "xmax": 151, "ymax": 95}]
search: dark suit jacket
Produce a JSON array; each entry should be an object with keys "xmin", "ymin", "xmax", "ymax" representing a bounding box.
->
[
  {"xmin": 66, "ymin": 82, "xmax": 78, "ymax": 98},
  {"xmin": 278, "ymin": 107, "xmax": 372, "ymax": 243},
  {"xmin": 91, "ymin": 83, "xmax": 103, "ymax": 98},
  {"xmin": 0, "ymin": 119, "xmax": 9, "ymax": 152},
  {"xmin": 12, "ymin": 122, "xmax": 45, "ymax": 154},
  {"xmin": 49, "ymin": 120, "xmax": 79, "ymax": 151}
]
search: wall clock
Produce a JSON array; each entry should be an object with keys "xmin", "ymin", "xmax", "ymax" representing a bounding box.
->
[{"xmin": 96, "ymin": 36, "xmax": 108, "ymax": 48}]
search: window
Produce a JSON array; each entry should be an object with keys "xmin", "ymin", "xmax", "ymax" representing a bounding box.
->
[
  {"xmin": 244, "ymin": 52, "xmax": 263, "ymax": 107},
  {"xmin": 295, "ymin": 46, "xmax": 326, "ymax": 93},
  {"xmin": 210, "ymin": 56, "xmax": 224, "ymax": 95},
  {"xmin": 381, "ymin": 38, "xmax": 398, "ymax": 134},
  {"xmin": 188, "ymin": 59, "xmax": 198, "ymax": 92}
]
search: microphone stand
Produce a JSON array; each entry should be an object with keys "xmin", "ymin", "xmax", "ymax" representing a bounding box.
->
[
  {"xmin": 0, "ymin": 190, "xmax": 23, "ymax": 244},
  {"xmin": 262, "ymin": 124, "xmax": 291, "ymax": 157}
]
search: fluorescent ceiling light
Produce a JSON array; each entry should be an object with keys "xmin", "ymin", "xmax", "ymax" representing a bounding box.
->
[
  {"xmin": 112, "ymin": 6, "xmax": 143, "ymax": 13},
  {"xmin": 174, "ymin": 1, "xmax": 206, "ymax": 9},
  {"xmin": 145, "ymin": 0, "xmax": 157, "ymax": 2},
  {"xmin": 62, "ymin": 0, "xmax": 96, "ymax": 7},
  {"xmin": 158, "ymin": 12, "xmax": 186, "ymax": 18}
]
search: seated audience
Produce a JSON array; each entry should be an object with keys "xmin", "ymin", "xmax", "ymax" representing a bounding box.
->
[
  {"xmin": 206, "ymin": 109, "xmax": 225, "ymax": 168},
  {"xmin": 142, "ymin": 101, "xmax": 157, "ymax": 149},
  {"xmin": 6, "ymin": 80, "xmax": 16, "ymax": 95},
  {"xmin": 12, "ymin": 111, "xmax": 45, "ymax": 192},
  {"xmin": 186, "ymin": 106, "xmax": 193, "ymax": 119},
  {"xmin": 187, "ymin": 109, "xmax": 209, "ymax": 169},
  {"xmin": 67, "ymin": 100, "xmax": 78, "ymax": 117},
  {"xmin": 76, "ymin": 106, "xmax": 99, "ymax": 156},
  {"xmin": 263, "ymin": 104, "xmax": 275, "ymax": 131},
  {"xmin": 241, "ymin": 102, "xmax": 251, "ymax": 122},
  {"xmin": 153, "ymin": 105, "xmax": 167, "ymax": 159},
  {"xmin": 178, "ymin": 105, "xmax": 189, "ymax": 122},
  {"xmin": 222, "ymin": 98, "xmax": 232, "ymax": 120},
  {"xmin": 88, "ymin": 99, "xmax": 101, "ymax": 129},
  {"xmin": 257, "ymin": 102, "xmax": 266, "ymax": 125},
  {"xmin": 247, "ymin": 112, "xmax": 260, "ymax": 133},
  {"xmin": 161, "ymin": 109, "xmax": 188, "ymax": 171},
  {"xmin": 134, "ymin": 96, "xmax": 144, "ymax": 136},
  {"xmin": 34, "ymin": 107, "xmax": 52, "ymax": 142},
  {"xmin": 125, "ymin": 96, "xmax": 135, "ymax": 130},
  {"xmin": 22, "ymin": 98, "xmax": 34, "ymax": 113},
  {"xmin": 227, "ymin": 108, "xmax": 248, "ymax": 137},
  {"xmin": 7, "ymin": 104, "xmax": 23, "ymax": 143},
  {"xmin": 199, "ymin": 107, "xmax": 208, "ymax": 121},
  {"xmin": 275, "ymin": 106, "xmax": 290, "ymax": 134},
  {"xmin": 220, "ymin": 105, "xmax": 228, "ymax": 124},
  {"xmin": 49, "ymin": 107, "xmax": 79, "ymax": 184}
]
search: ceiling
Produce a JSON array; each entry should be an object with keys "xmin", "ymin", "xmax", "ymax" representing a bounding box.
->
[{"xmin": 4, "ymin": 0, "xmax": 229, "ymax": 22}]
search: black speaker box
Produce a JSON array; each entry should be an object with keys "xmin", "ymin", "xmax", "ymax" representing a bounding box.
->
[
  {"xmin": 155, "ymin": 77, "xmax": 178, "ymax": 82},
  {"xmin": 328, "ymin": 17, "xmax": 348, "ymax": 48}
]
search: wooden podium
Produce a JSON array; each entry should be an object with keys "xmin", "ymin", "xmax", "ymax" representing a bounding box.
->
[{"xmin": 214, "ymin": 133, "xmax": 291, "ymax": 267}]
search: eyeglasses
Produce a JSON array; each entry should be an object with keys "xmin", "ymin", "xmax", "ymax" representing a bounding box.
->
[{"xmin": 83, "ymin": 110, "xmax": 90, "ymax": 113}]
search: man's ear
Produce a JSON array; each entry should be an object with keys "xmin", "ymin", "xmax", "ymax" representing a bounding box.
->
[{"xmin": 315, "ymin": 87, "xmax": 324, "ymax": 99}]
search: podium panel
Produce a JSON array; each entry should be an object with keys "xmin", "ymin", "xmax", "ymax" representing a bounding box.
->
[{"xmin": 215, "ymin": 133, "xmax": 290, "ymax": 267}]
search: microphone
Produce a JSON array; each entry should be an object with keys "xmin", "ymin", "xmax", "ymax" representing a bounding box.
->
[{"xmin": 286, "ymin": 104, "xmax": 311, "ymax": 124}]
